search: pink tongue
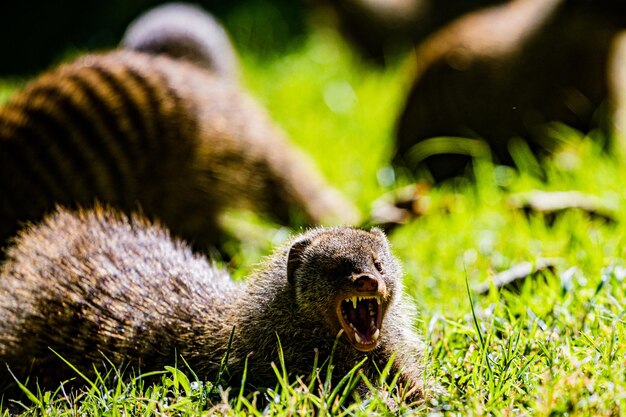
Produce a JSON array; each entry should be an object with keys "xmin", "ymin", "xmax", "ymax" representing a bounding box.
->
[{"xmin": 346, "ymin": 300, "xmax": 372, "ymax": 338}]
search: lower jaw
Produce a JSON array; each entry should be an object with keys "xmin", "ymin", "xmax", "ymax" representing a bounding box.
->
[
  {"xmin": 353, "ymin": 342, "xmax": 378, "ymax": 352},
  {"xmin": 341, "ymin": 329, "xmax": 379, "ymax": 352}
]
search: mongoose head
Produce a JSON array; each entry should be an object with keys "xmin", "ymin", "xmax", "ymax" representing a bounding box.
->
[{"xmin": 286, "ymin": 227, "xmax": 401, "ymax": 352}]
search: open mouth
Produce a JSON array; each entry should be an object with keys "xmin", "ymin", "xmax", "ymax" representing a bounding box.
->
[{"xmin": 336, "ymin": 295, "xmax": 383, "ymax": 352}]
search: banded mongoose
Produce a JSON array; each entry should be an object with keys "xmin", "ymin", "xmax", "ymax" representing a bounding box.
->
[
  {"xmin": 395, "ymin": 0, "xmax": 626, "ymax": 181},
  {"xmin": 0, "ymin": 207, "xmax": 434, "ymax": 403},
  {"xmin": 0, "ymin": 3, "xmax": 358, "ymax": 255}
]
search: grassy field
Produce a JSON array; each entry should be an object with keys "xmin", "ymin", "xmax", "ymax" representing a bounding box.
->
[{"xmin": 2, "ymin": 13, "xmax": 626, "ymax": 417}]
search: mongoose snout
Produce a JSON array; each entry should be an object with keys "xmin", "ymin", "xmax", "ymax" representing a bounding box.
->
[{"xmin": 354, "ymin": 274, "xmax": 382, "ymax": 292}]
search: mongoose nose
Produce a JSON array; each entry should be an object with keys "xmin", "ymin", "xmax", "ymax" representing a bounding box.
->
[{"xmin": 354, "ymin": 275, "xmax": 379, "ymax": 292}]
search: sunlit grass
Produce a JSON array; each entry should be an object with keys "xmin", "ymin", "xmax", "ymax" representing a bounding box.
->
[
  {"xmin": 2, "ymin": 15, "xmax": 626, "ymax": 416},
  {"xmin": 4, "ymin": 345, "xmax": 429, "ymax": 415},
  {"xmin": 240, "ymin": 27, "xmax": 413, "ymax": 211},
  {"xmin": 239, "ymin": 27, "xmax": 626, "ymax": 415}
]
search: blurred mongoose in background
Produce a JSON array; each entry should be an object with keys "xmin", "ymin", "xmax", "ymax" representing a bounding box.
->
[
  {"xmin": 325, "ymin": 0, "xmax": 504, "ymax": 63},
  {"xmin": 0, "ymin": 206, "xmax": 433, "ymax": 403},
  {"xmin": 395, "ymin": 0, "xmax": 626, "ymax": 181},
  {"xmin": 0, "ymin": 3, "xmax": 358, "ymax": 255}
]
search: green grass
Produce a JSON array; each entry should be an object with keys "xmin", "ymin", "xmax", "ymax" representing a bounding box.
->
[{"xmin": 3, "ymin": 18, "xmax": 626, "ymax": 417}]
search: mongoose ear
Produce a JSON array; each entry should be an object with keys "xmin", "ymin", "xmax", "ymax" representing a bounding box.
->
[
  {"xmin": 287, "ymin": 238, "xmax": 311, "ymax": 285},
  {"xmin": 370, "ymin": 227, "xmax": 387, "ymax": 240},
  {"xmin": 370, "ymin": 227, "xmax": 391, "ymax": 251}
]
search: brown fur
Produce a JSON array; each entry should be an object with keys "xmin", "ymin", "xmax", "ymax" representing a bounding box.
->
[
  {"xmin": 0, "ymin": 207, "xmax": 434, "ymax": 403},
  {"xmin": 395, "ymin": 0, "xmax": 626, "ymax": 181},
  {"xmin": 0, "ymin": 9, "xmax": 358, "ymax": 254}
]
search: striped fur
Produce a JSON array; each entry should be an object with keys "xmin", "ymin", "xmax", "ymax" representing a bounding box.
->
[
  {"xmin": 0, "ymin": 206, "xmax": 240, "ymax": 394},
  {"xmin": 0, "ymin": 49, "xmax": 358, "ymax": 253},
  {"xmin": 0, "ymin": 207, "xmax": 433, "ymax": 402}
]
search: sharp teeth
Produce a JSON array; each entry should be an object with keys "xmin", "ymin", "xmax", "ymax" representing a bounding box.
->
[
  {"xmin": 370, "ymin": 318, "xmax": 375, "ymax": 327},
  {"xmin": 372, "ymin": 329, "xmax": 380, "ymax": 341},
  {"xmin": 354, "ymin": 332, "xmax": 363, "ymax": 344},
  {"xmin": 351, "ymin": 296, "xmax": 358, "ymax": 308}
]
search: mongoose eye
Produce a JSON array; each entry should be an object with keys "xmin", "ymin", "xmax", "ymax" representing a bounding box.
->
[{"xmin": 373, "ymin": 260, "xmax": 383, "ymax": 274}]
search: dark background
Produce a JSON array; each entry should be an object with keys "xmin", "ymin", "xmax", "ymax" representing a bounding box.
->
[
  {"xmin": 0, "ymin": 0, "xmax": 510, "ymax": 76},
  {"xmin": 0, "ymin": 0, "xmax": 310, "ymax": 76}
]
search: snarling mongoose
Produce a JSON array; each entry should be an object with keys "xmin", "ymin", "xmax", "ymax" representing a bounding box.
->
[
  {"xmin": 0, "ymin": 206, "xmax": 433, "ymax": 403},
  {"xmin": 0, "ymin": 3, "xmax": 358, "ymax": 255},
  {"xmin": 395, "ymin": 0, "xmax": 626, "ymax": 181}
]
